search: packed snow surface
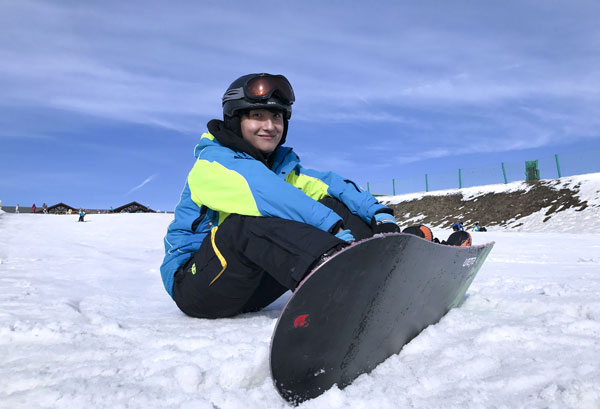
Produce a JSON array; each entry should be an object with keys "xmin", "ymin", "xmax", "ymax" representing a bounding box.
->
[{"xmin": 1, "ymin": 206, "xmax": 600, "ymax": 408}]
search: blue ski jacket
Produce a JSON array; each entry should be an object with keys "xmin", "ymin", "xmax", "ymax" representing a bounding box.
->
[{"xmin": 160, "ymin": 132, "xmax": 390, "ymax": 297}]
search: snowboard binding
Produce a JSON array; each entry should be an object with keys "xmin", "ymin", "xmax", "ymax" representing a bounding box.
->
[{"xmin": 402, "ymin": 225, "xmax": 472, "ymax": 246}]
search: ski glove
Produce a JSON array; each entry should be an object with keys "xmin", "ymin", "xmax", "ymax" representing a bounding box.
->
[
  {"xmin": 371, "ymin": 213, "xmax": 400, "ymax": 234},
  {"xmin": 335, "ymin": 229, "xmax": 355, "ymax": 243}
]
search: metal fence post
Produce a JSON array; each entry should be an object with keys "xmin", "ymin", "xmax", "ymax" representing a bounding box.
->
[
  {"xmin": 367, "ymin": 182, "xmax": 370, "ymax": 193},
  {"xmin": 458, "ymin": 168, "xmax": 462, "ymax": 189},
  {"xmin": 425, "ymin": 174, "xmax": 429, "ymax": 192},
  {"xmin": 555, "ymin": 154, "xmax": 562, "ymax": 178},
  {"xmin": 392, "ymin": 179, "xmax": 396, "ymax": 195},
  {"xmin": 501, "ymin": 162, "xmax": 508, "ymax": 184},
  {"xmin": 525, "ymin": 160, "xmax": 540, "ymax": 181}
]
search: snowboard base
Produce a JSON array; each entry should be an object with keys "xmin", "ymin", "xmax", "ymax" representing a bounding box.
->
[{"xmin": 270, "ymin": 233, "xmax": 494, "ymax": 404}]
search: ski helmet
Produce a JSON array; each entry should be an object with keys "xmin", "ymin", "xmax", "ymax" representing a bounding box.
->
[{"xmin": 222, "ymin": 73, "xmax": 295, "ymax": 119}]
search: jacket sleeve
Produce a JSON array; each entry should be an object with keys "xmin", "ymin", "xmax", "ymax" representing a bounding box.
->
[
  {"xmin": 289, "ymin": 165, "xmax": 393, "ymax": 223},
  {"xmin": 187, "ymin": 147, "xmax": 342, "ymax": 233}
]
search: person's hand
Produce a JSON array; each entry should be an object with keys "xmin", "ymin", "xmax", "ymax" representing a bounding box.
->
[
  {"xmin": 335, "ymin": 229, "xmax": 355, "ymax": 243},
  {"xmin": 371, "ymin": 213, "xmax": 400, "ymax": 233}
]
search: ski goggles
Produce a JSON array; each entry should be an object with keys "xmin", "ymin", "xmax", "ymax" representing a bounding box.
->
[{"xmin": 223, "ymin": 74, "xmax": 295, "ymax": 105}]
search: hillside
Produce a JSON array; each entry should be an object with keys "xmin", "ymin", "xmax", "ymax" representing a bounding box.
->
[{"xmin": 379, "ymin": 172, "xmax": 600, "ymax": 233}]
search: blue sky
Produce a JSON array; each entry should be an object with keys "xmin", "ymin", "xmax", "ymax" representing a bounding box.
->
[{"xmin": 1, "ymin": 0, "xmax": 599, "ymax": 210}]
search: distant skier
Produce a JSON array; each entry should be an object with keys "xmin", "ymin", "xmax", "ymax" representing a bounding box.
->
[
  {"xmin": 42, "ymin": 203, "xmax": 48, "ymax": 214},
  {"xmin": 32, "ymin": 203, "xmax": 37, "ymax": 214},
  {"xmin": 78, "ymin": 208, "xmax": 86, "ymax": 222},
  {"xmin": 472, "ymin": 222, "xmax": 487, "ymax": 232},
  {"xmin": 452, "ymin": 221, "xmax": 464, "ymax": 231},
  {"xmin": 15, "ymin": 204, "xmax": 20, "ymax": 214}
]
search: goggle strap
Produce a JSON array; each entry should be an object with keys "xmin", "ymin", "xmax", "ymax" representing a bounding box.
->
[{"xmin": 222, "ymin": 88, "xmax": 245, "ymax": 104}]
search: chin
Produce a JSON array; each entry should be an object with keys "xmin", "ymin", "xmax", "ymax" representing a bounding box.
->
[
  {"xmin": 260, "ymin": 149, "xmax": 276, "ymax": 155},
  {"xmin": 259, "ymin": 145, "xmax": 277, "ymax": 154}
]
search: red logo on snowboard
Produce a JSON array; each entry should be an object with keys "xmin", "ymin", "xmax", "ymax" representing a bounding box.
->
[{"xmin": 294, "ymin": 314, "xmax": 310, "ymax": 328}]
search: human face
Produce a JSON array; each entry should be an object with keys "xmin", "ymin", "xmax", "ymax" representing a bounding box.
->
[{"xmin": 240, "ymin": 109, "xmax": 284, "ymax": 154}]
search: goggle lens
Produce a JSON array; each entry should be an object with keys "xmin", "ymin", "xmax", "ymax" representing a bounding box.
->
[{"xmin": 245, "ymin": 76, "xmax": 295, "ymax": 104}]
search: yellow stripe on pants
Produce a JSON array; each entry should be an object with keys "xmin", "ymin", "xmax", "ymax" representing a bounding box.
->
[{"xmin": 209, "ymin": 226, "xmax": 228, "ymax": 286}]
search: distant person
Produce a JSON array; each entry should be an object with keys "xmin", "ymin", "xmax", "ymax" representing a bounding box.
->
[
  {"xmin": 42, "ymin": 203, "xmax": 48, "ymax": 214},
  {"xmin": 78, "ymin": 208, "xmax": 86, "ymax": 222},
  {"xmin": 109, "ymin": 206, "xmax": 114, "ymax": 213},
  {"xmin": 68, "ymin": 208, "xmax": 73, "ymax": 215},
  {"xmin": 15, "ymin": 204, "xmax": 20, "ymax": 214},
  {"xmin": 451, "ymin": 221, "xmax": 464, "ymax": 231},
  {"xmin": 32, "ymin": 203, "xmax": 37, "ymax": 214},
  {"xmin": 472, "ymin": 222, "xmax": 487, "ymax": 232}
]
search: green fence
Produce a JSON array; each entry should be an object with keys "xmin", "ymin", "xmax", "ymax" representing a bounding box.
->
[{"xmin": 365, "ymin": 148, "xmax": 600, "ymax": 196}]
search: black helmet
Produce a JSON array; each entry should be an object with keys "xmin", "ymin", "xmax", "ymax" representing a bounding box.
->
[{"xmin": 222, "ymin": 73, "xmax": 295, "ymax": 119}]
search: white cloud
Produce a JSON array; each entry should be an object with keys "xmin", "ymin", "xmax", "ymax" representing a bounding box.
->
[{"xmin": 0, "ymin": 0, "xmax": 598, "ymax": 151}]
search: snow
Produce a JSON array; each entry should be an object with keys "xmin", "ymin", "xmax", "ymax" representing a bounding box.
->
[
  {"xmin": 1, "ymin": 177, "xmax": 600, "ymax": 408},
  {"xmin": 380, "ymin": 173, "xmax": 600, "ymax": 205},
  {"xmin": 380, "ymin": 173, "xmax": 600, "ymax": 234}
]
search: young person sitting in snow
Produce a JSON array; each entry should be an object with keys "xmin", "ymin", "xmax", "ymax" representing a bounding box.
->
[
  {"xmin": 471, "ymin": 222, "xmax": 487, "ymax": 232},
  {"xmin": 160, "ymin": 73, "xmax": 469, "ymax": 319}
]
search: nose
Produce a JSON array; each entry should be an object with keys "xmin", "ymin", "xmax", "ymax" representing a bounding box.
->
[{"xmin": 262, "ymin": 118, "xmax": 275, "ymax": 131}]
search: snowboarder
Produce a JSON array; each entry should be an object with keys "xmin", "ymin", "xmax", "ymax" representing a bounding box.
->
[
  {"xmin": 42, "ymin": 203, "xmax": 48, "ymax": 214},
  {"xmin": 78, "ymin": 208, "xmax": 86, "ymax": 222},
  {"xmin": 452, "ymin": 221, "xmax": 464, "ymax": 231},
  {"xmin": 472, "ymin": 222, "xmax": 487, "ymax": 232},
  {"xmin": 160, "ymin": 73, "xmax": 403, "ymax": 319},
  {"xmin": 15, "ymin": 204, "xmax": 20, "ymax": 214}
]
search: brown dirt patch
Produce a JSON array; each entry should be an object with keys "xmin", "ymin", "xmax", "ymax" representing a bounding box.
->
[{"xmin": 383, "ymin": 180, "xmax": 589, "ymax": 229}]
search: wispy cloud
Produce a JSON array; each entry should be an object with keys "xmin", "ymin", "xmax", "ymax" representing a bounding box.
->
[
  {"xmin": 0, "ymin": 130, "xmax": 56, "ymax": 141},
  {"xmin": 1, "ymin": 1, "xmax": 598, "ymax": 133},
  {"xmin": 1, "ymin": 1, "xmax": 599, "ymax": 208},
  {"xmin": 126, "ymin": 174, "xmax": 157, "ymax": 195}
]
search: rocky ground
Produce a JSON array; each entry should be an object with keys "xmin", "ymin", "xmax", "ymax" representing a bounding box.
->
[{"xmin": 380, "ymin": 176, "xmax": 598, "ymax": 231}]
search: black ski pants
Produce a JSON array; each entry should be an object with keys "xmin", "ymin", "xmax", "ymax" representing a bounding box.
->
[{"xmin": 172, "ymin": 197, "xmax": 374, "ymax": 319}]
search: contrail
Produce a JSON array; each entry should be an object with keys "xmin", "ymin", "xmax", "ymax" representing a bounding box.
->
[{"xmin": 127, "ymin": 174, "xmax": 157, "ymax": 195}]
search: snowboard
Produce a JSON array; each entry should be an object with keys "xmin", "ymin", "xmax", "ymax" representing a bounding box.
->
[{"xmin": 270, "ymin": 232, "xmax": 494, "ymax": 404}]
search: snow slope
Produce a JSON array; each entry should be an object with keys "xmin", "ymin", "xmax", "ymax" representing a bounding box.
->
[
  {"xmin": 380, "ymin": 172, "xmax": 600, "ymax": 233},
  {"xmin": 1, "ymin": 206, "xmax": 600, "ymax": 408}
]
